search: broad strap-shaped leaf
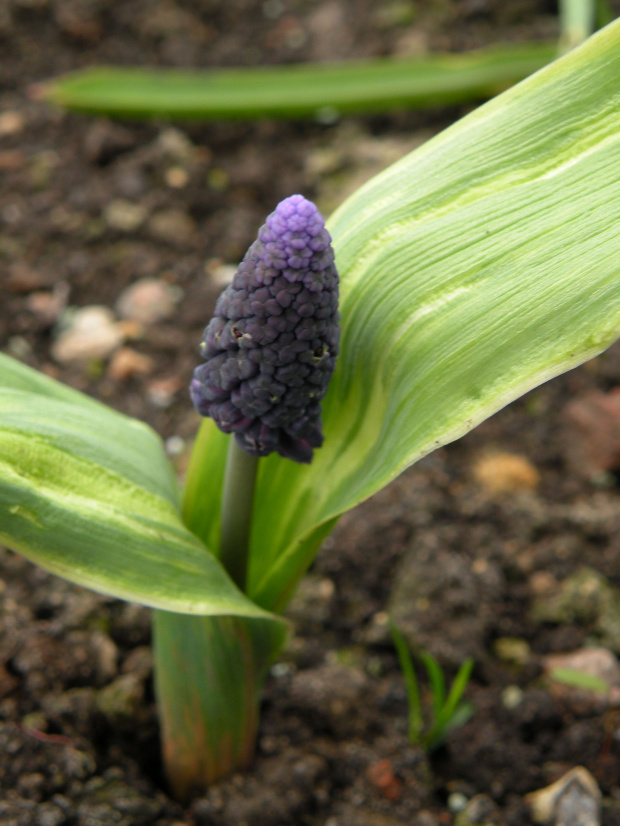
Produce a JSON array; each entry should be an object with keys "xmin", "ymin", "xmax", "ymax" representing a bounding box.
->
[
  {"xmin": 0, "ymin": 354, "xmax": 283, "ymax": 625},
  {"xmin": 185, "ymin": 21, "xmax": 620, "ymax": 612}
]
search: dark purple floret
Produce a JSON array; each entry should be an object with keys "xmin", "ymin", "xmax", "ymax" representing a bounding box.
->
[{"xmin": 190, "ymin": 194, "xmax": 339, "ymax": 463}]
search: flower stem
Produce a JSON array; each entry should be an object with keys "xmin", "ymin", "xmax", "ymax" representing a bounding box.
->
[{"xmin": 219, "ymin": 437, "xmax": 259, "ymax": 591}]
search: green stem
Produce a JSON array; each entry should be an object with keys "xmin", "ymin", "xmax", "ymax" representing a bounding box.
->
[
  {"xmin": 559, "ymin": 0, "xmax": 596, "ymax": 52},
  {"xmin": 153, "ymin": 435, "xmax": 285, "ymax": 800},
  {"xmin": 219, "ymin": 438, "xmax": 259, "ymax": 591}
]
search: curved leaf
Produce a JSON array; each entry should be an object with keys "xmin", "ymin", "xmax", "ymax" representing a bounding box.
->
[
  {"xmin": 185, "ymin": 21, "xmax": 620, "ymax": 612},
  {"xmin": 0, "ymin": 357, "xmax": 282, "ymax": 625}
]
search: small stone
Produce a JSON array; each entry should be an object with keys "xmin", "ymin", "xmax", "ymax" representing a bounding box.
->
[
  {"xmin": 205, "ymin": 259, "xmax": 237, "ymax": 289},
  {"xmin": 7, "ymin": 336, "xmax": 33, "ymax": 359},
  {"xmin": 493, "ymin": 636, "xmax": 530, "ymax": 666},
  {"xmin": 454, "ymin": 794, "xmax": 499, "ymax": 826},
  {"xmin": 502, "ymin": 685, "xmax": 524, "ymax": 709},
  {"xmin": 270, "ymin": 662, "xmax": 292, "ymax": 678},
  {"xmin": 367, "ymin": 759, "xmax": 402, "ymax": 802},
  {"xmin": 103, "ymin": 199, "xmax": 148, "ymax": 232},
  {"xmin": 529, "ymin": 570, "xmax": 558, "ymax": 597},
  {"xmin": 146, "ymin": 375, "xmax": 182, "ymax": 408},
  {"xmin": 164, "ymin": 435, "xmax": 186, "ymax": 456},
  {"xmin": 90, "ymin": 631, "xmax": 119, "ymax": 682},
  {"xmin": 527, "ymin": 766, "xmax": 601, "ymax": 826},
  {"xmin": 115, "ymin": 277, "xmax": 180, "ymax": 324},
  {"xmin": 7, "ymin": 263, "xmax": 55, "ymax": 292},
  {"xmin": 33, "ymin": 802, "xmax": 66, "ymax": 826},
  {"xmin": 0, "ymin": 111, "xmax": 25, "ymax": 136},
  {"xmin": 107, "ymin": 347, "xmax": 155, "ymax": 380},
  {"xmin": 447, "ymin": 792, "xmax": 469, "ymax": 813},
  {"xmin": 147, "ymin": 208, "xmax": 196, "ymax": 245},
  {"xmin": 156, "ymin": 127, "xmax": 195, "ymax": 163},
  {"xmin": 543, "ymin": 647, "xmax": 620, "ymax": 699},
  {"xmin": 25, "ymin": 282, "xmax": 69, "ymax": 326},
  {"xmin": 473, "ymin": 451, "xmax": 539, "ymax": 493},
  {"xmin": 51, "ymin": 306, "xmax": 124, "ymax": 364},
  {"xmin": 565, "ymin": 389, "xmax": 620, "ymax": 473},
  {"xmin": 0, "ymin": 150, "xmax": 24, "ymax": 170},
  {"xmin": 116, "ymin": 319, "xmax": 144, "ymax": 339},
  {"xmin": 165, "ymin": 166, "xmax": 189, "ymax": 188}
]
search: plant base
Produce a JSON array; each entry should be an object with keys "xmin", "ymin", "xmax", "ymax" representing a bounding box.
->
[{"xmin": 152, "ymin": 610, "xmax": 287, "ymax": 801}]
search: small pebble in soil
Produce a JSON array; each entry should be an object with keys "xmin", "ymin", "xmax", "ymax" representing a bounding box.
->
[
  {"xmin": 366, "ymin": 759, "xmax": 403, "ymax": 802},
  {"xmin": 0, "ymin": 110, "xmax": 25, "ymax": 136},
  {"xmin": 165, "ymin": 435, "xmax": 186, "ymax": 456},
  {"xmin": 473, "ymin": 450, "xmax": 540, "ymax": 493},
  {"xmin": 205, "ymin": 259, "xmax": 237, "ymax": 290},
  {"xmin": 107, "ymin": 347, "xmax": 155, "ymax": 381},
  {"xmin": 493, "ymin": 636, "xmax": 531, "ymax": 666},
  {"xmin": 165, "ymin": 166, "xmax": 189, "ymax": 188},
  {"xmin": 155, "ymin": 127, "xmax": 195, "ymax": 164},
  {"xmin": 543, "ymin": 647, "xmax": 620, "ymax": 707},
  {"xmin": 527, "ymin": 766, "xmax": 601, "ymax": 826},
  {"xmin": 447, "ymin": 791, "xmax": 469, "ymax": 813},
  {"xmin": 115, "ymin": 278, "xmax": 181, "ymax": 324},
  {"xmin": 103, "ymin": 199, "xmax": 148, "ymax": 233},
  {"xmin": 454, "ymin": 793, "xmax": 499, "ymax": 826},
  {"xmin": 51, "ymin": 306, "xmax": 124, "ymax": 364},
  {"xmin": 502, "ymin": 684, "xmax": 524, "ymax": 709},
  {"xmin": 145, "ymin": 375, "xmax": 182, "ymax": 408},
  {"xmin": 564, "ymin": 388, "xmax": 620, "ymax": 474},
  {"xmin": 7, "ymin": 335, "xmax": 33, "ymax": 359},
  {"xmin": 25, "ymin": 282, "xmax": 69, "ymax": 327}
]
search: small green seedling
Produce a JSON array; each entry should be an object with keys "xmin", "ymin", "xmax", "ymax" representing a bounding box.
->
[{"xmin": 390, "ymin": 623, "xmax": 474, "ymax": 750}]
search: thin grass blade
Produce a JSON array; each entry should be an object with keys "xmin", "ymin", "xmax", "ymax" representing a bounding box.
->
[
  {"xmin": 389, "ymin": 621, "xmax": 423, "ymax": 745},
  {"xmin": 420, "ymin": 652, "xmax": 446, "ymax": 720},
  {"xmin": 427, "ymin": 657, "xmax": 474, "ymax": 748}
]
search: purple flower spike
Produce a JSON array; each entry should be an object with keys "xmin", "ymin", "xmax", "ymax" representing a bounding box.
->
[{"xmin": 190, "ymin": 194, "xmax": 339, "ymax": 463}]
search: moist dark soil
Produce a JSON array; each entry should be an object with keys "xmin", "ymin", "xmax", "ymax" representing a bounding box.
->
[{"xmin": 2, "ymin": 1, "xmax": 620, "ymax": 824}]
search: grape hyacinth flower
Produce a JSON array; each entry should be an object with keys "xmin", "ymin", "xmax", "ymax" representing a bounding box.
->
[{"xmin": 190, "ymin": 195, "xmax": 339, "ymax": 463}]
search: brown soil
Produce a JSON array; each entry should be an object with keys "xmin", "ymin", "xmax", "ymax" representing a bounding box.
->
[{"xmin": 2, "ymin": 1, "xmax": 620, "ymax": 824}]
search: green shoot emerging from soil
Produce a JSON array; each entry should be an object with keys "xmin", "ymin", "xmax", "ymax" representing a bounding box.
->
[{"xmin": 390, "ymin": 622, "xmax": 474, "ymax": 751}]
